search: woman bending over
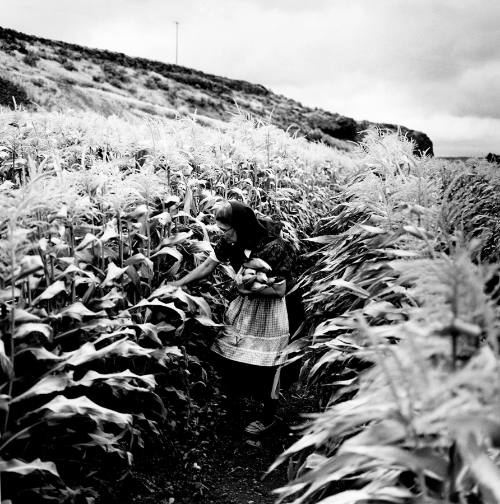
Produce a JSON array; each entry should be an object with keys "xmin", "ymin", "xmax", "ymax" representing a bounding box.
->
[{"xmin": 171, "ymin": 200, "xmax": 294, "ymax": 435}]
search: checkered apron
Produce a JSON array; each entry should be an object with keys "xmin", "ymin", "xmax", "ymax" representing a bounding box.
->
[{"xmin": 211, "ymin": 294, "xmax": 290, "ymax": 367}]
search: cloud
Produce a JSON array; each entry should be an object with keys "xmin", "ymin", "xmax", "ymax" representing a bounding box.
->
[
  {"xmin": 450, "ymin": 63, "xmax": 500, "ymax": 119},
  {"xmin": 232, "ymin": 0, "xmax": 333, "ymax": 12},
  {"xmin": 418, "ymin": 114, "xmax": 500, "ymax": 157},
  {"xmin": 3, "ymin": 0, "xmax": 500, "ymax": 155}
]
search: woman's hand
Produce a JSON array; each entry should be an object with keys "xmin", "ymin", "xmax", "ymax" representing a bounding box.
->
[
  {"xmin": 236, "ymin": 282, "xmax": 266, "ymax": 295},
  {"xmin": 235, "ymin": 270, "xmax": 251, "ymax": 295},
  {"xmin": 236, "ymin": 283, "xmax": 254, "ymax": 295},
  {"xmin": 235, "ymin": 268, "xmax": 260, "ymax": 295},
  {"xmin": 253, "ymin": 279, "xmax": 286, "ymax": 298},
  {"xmin": 249, "ymin": 282, "xmax": 267, "ymax": 293},
  {"xmin": 168, "ymin": 257, "xmax": 218, "ymax": 288}
]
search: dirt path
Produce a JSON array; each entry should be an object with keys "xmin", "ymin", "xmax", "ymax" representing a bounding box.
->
[{"xmin": 110, "ymin": 384, "xmax": 316, "ymax": 504}]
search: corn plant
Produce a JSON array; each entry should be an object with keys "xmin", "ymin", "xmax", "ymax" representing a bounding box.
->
[
  {"xmin": 273, "ymin": 246, "xmax": 500, "ymax": 504},
  {"xmin": 442, "ymin": 169, "xmax": 500, "ymax": 264},
  {"xmin": 272, "ymin": 132, "xmax": 500, "ymax": 504},
  {"xmin": 0, "ymin": 108, "xmax": 346, "ymax": 502}
]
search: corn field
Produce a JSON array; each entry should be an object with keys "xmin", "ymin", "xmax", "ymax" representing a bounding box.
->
[{"xmin": 0, "ymin": 109, "xmax": 499, "ymax": 503}]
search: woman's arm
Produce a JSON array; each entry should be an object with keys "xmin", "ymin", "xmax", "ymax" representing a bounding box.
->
[
  {"xmin": 171, "ymin": 256, "xmax": 219, "ymax": 287},
  {"xmin": 237, "ymin": 279, "xmax": 286, "ymax": 298},
  {"xmin": 255, "ymin": 279, "xmax": 286, "ymax": 297}
]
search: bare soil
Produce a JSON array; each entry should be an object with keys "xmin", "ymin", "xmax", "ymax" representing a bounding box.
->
[{"xmin": 109, "ymin": 382, "xmax": 316, "ymax": 504}]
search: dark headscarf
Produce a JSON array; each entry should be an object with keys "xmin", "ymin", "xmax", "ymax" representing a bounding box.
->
[
  {"xmin": 228, "ymin": 201, "xmax": 268, "ymax": 249},
  {"xmin": 216, "ymin": 201, "xmax": 270, "ymax": 271}
]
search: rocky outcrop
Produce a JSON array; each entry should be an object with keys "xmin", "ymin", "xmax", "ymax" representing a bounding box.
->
[
  {"xmin": 289, "ymin": 111, "xmax": 433, "ymax": 156},
  {"xmin": 402, "ymin": 128, "xmax": 434, "ymax": 157},
  {"xmin": 358, "ymin": 121, "xmax": 434, "ymax": 156}
]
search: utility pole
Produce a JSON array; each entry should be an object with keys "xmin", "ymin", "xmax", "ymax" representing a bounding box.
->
[{"xmin": 175, "ymin": 21, "xmax": 179, "ymax": 65}]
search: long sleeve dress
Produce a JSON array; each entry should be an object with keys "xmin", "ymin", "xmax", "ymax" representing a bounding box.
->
[{"xmin": 209, "ymin": 233, "xmax": 295, "ymax": 399}]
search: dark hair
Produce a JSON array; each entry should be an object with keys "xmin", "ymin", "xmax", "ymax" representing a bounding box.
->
[
  {"xmin": 215, "ymin": 201, "xmax": 232, "ymax": 225},
  {"xmin": 216, "ymin": 200, "xmax": 267, "ymax": 249}
]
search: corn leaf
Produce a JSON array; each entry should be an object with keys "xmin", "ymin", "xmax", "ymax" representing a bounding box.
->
[
  {"xmin": 0, "ymin": 340, "xmax": 13, "ymax": 377},
  {"xmin": 64, "ymin": 338, "xmax": 155, "ymax": 366},
  {"xmin": 149, "ymin": 283, "xmax": 179, "ymax": 299},
  {"xmin": 12, "ymin": 374, "xmax": 74, "ymax": 403},
  {"xmin": 0, "ymin": 458, "xmax": 59, "ymax": 477},
  {"xmin": 327, "ymin": 279, "xmax": 370, "ymax": 298},
  {"xmin": 57, "ymin": 302, "xmax": 100, "ymax": 321},
  {"xmin": 151, "ymin": 246, "xmax": 183, "ymax": 261},
  {"xmin": 194, "ymin": 316, "xmax": 222, "ymax": 327},
  {"xmin": 134, "ymin": 323, "xmax": 162, "ymax": 345},
  {"xmin": 151, "ymin": 211, "xmax": 172, "ymax": 226},
  {"xmin": 28, "ymin": 395, "xmax": 133, "ymax": 427},
  {"xmin": 14, "ymin": 323, "xmax": 53, "ymax": 342},
  {"xmin": 75, "ymin": 233, "xmax": 98, "ymax": 251},
  {"xmin": 161, "ymin": 231, "xmax": 193, "ymax": 246},
  {"xmin": 173, "ymin": 290, "xmax": 212, "ymax": 317},
  {"xmin": 76, "ymin": 369, "xmax": 156, "ymax": 389},
  {"xmin": 129, "ymin": 299, "xmax": 186, "ymax": 320},
  {"xmin": 124, "ymin": 253, "xmax": 154, "ymax": 271},
  {"xmin": 32, "ymin": 280, "xmax": 67, "ymax": 305},
  {"xmin": 0, "ymin": 287, "xmax": 21, "ymax": 301},
  {"xmin": 16, "ymin": 346, "xmax": 65, "ymax": 361},
  {"xmin": 101, "ymin": 262, "xmax": 128, "ymax": 286},
  {"xmin": 100, "ymin": 222, "xmax": 118, "ymax": 243}
]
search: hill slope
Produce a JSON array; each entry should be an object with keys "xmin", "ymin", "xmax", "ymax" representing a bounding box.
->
[{"xmin": 0, "ymin": 26, "xmax": 433, "ymax": 155}]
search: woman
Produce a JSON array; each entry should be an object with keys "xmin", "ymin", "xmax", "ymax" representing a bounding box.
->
[{"xmin": 171, "ymin": 200, "xmax": 294, "ymax": 435}]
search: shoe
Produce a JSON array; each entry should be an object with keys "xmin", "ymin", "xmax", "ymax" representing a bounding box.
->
[{"xmin": 244, "ymin": 419, "xmax": 278, "ymax": 435}]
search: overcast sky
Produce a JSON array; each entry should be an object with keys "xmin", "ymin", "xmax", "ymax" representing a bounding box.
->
[{"xmin": 3, "ymin": 0, "xmax": 500, "ymax": 156}]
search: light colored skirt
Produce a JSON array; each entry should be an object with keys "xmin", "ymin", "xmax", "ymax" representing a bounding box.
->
[{"xmin": 211, "ymin": 294, "xmax": 290, "ymax": 367}]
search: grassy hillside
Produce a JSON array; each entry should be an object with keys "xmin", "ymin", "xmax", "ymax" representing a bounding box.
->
[{"xmin": 0, "ymin": 26, "xmax": 433, "ymax": 155}]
